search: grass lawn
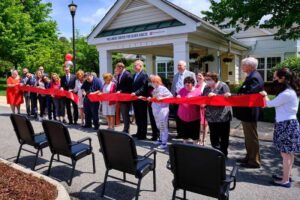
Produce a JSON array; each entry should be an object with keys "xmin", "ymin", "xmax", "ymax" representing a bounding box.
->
[{"xmin": 0, "ymin": 78, "xmax": 6, "ymax": 96}]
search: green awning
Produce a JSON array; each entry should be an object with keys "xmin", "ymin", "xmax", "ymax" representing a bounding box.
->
[{"xmin": 96, "ymin": 19, "xmax": 184, "ymax": 38}]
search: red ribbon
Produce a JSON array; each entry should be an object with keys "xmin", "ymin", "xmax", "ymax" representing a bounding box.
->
[
  {"xmin": 88, "ymin": 93, "xmax": 265, "ymax": 107},
  {"xmin": 18, "ymin": 86, "xmax": 79, "ymax": 104}
]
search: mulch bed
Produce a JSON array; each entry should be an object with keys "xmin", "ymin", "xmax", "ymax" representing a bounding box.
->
[{"xmin": 0, "ymin": 162, "xmax": 57, "ymax": 200}]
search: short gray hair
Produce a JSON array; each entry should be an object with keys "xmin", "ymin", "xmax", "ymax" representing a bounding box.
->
[{"xmin": 242, "ymin": 57, "xmax": 258, "ymax": 69}]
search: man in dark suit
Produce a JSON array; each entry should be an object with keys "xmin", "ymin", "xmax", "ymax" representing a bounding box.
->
[
  {"xmin": 81, "ymin": 72, "xmax": 102, "ymax": 130},
  {"xmin": 61, "ymin": 66, "xmax": 78, "ymax": 125},
  {"xmin": 235, "ymin": 57, "xmax": 264, "ymax": 168},
  {"xmin": 131, "ymin": 60, "xmax": 148, "ymax": 140},
  {"xmin": 115, "ymin": 62, "xmax": 133, "ymax": 133}
]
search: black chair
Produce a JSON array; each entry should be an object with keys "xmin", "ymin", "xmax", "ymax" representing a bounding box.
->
[
  {"xmin": 97, "ymin": 129, "xmax": 156, "ymax": 200},
  {"xmin": 42, "ymin": 120, "xmax": 95, "ymax": 185},
  {"xmin": 10, "ymin": 114, "xmax": 48, "ymax": 170},
  {"xmin": 168, "ymin": 143, "xmax": 238, "ymax": 200}
]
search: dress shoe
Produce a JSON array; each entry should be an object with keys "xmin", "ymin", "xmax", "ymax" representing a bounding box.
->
[
  {"xmin": 239, "ymin": 163, "xmax": 260, "ymax": 169},
  {"xmin": 137, "ymin": 136, "xmax": 147, "ymax": 140},
  {"xmin": 151, "ymin": 137, "xmax": 158, "ymax": 141},
  {"xmin": 236, "ymin": 157, "xmax": 248, "ymax": 164},
  {"xmin": 270, "ymin": 180, "xmax": 291, "ymax": 188},
  {"xmin": 74, "ymin": 122, "xmax": 78, "ymax": 125},
  {"xmin": 272, "ymin": 174, "xmax": 292, "ymax": 182},
  {"xmin": 131, "ymin": 134, "xmax": 139, "ymax": 138},
  {"xmin": 122, "ymin": 130, "xmax": 129, "ymax": 134},
  {"xmin": 93, "ymin": 126, "xmax": 99, "ymax": 130},
  {"xmin": 83, "ymin": 125, "xmax": 92, "ymax": 128},
  {"xmin": 62, "ymin": 119, "xmax": 67, "ymax": 124},
  {"xmin": 68, "ymin": 122, "xmax": 73, "ymax": 125}
]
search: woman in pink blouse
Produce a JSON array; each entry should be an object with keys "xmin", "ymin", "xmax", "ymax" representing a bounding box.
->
[{"xmin": 177, "ymin": 76, "xmax": 201, "ymax": 144}]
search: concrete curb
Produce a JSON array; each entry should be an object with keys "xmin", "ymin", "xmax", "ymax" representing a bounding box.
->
[{"xmin": 0, "ymin": 158, "xmax": 70, "ymax": 200}]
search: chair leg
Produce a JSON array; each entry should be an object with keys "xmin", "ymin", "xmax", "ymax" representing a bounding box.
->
[
  {"xmin": 172, "ymin": 188, "xmax": 176, "ymax": 200},
  {"xmin": 32, "ymin": 149, "xmax": 40, "ymax": 170},
  {"xmin": 123, "ymin": 172, "xmax": 126, "ymax": 182},
  {"xmin": 91, "ymin": 152, "xmax": 96, "ymax": 173},
  {"xmin": 183, "ymin": 190, "xmax": 186, "ymax": 200},
  {"xmin": 57, "ymin": 154, "xmax": 60, "ymax": 161},
  {"xmin": 135, "ymin": 178, "xmax": 142, "ymax": 200},
  {"xmin": 47, "ymin": 154, "xmax": 55, "ymax": 176},
  {"xmin": 16, "ymin": 144, "xmax": 23, "ymax": 163},
  {"xmin": 153, "ymin": 169, "xmax": 156, "ymax": 191},
  {"xmin": 40, "ymin": 149, "xmax": 43, "ymax": 157},
  {"xmin": 101, "ymin": 170, "xmax": 109, "ymax": 197},
  {"xmin": 68, "ymin": 159, "xmax": 76, "ymax": 186}
]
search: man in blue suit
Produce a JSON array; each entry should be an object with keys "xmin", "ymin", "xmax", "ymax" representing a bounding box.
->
[
  {"xmin": 131, "ymin": 60, "xmax": 148, "ymax": 140},
  {"xmin": 235, "ymin": 57, "xmax": 264, "ymax": 168}
]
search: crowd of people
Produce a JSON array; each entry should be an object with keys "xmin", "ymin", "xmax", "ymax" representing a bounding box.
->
[{"xmin": 6, "ymin": 57, "xmax": 300, "ymax": 188}]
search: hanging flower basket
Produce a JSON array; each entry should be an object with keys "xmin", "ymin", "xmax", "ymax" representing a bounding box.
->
[
  {"xmin": 200, "ymin": 54, "xmax": 215, "ymax": 63},
  {"xmin": 189, "ymin": 53, "xmax": 200, "ymax": 59},
  {"xmin": 223, "ymin": 57, "xmax": 233, "ymax": 63}
]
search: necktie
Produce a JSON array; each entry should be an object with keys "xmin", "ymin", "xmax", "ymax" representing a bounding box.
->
[
  {"xmin": 176, "ymin": 73, "xmax": 183, "ymax": 93},
  {"xmin": 134, "ymin": 73, "xmax": 139, "ymax": 82},
  {"xmin": 67, "ymin": 75, "xmax": 70, "ymax": 83}
]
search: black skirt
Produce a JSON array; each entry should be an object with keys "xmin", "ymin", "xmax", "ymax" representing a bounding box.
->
[{"xmin": 178, "ymin": 119, "xmax": 200, "ymax": 140}]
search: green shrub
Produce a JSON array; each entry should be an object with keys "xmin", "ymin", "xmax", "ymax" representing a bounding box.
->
[{"xmin": 272, "ymin": 57, "xmax": 300, "ymax": 74}]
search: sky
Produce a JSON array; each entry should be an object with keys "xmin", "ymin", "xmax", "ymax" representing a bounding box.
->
[{"xmin": 42, "ymin": 0, "xmax": 211, "ymax": 38}]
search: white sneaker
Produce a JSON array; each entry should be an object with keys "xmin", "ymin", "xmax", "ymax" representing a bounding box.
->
[
  {"xmin": 157, "ymin": 144, "xmax": 168, "ymax": 149},
  {"xmin": 154, "ymin": 140, "xmax": 162, "ymax": 145}
]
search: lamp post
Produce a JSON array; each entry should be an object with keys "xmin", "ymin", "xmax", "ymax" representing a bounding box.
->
[{"xmin": 68, "ymin": 1, "xmax": 77, "ymax": 74}]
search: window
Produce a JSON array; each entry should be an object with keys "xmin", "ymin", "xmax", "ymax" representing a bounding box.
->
[
  {"xmin": 257, "ymin": 57, "xmax": 281, "ymax": 81},
  {"xmin": 156, "ymin": 62, "xmax": 174, "ymax": 80}
]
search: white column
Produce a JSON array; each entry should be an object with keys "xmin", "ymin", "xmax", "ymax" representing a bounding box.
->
[
  {"xmin": 173, "ymin": 41, "xmax": 190, "ymax": 74},
  {"xmin": 145, "ymin": 54, "xmax": 154, "ymax": 74},
  {"xmin": 99, "ymin": 49, "xmax": 112, "ymax": 77}
]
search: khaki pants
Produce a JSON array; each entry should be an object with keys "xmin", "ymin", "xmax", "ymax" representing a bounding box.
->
[{"xmin": 242, "ymin": 121, "xmax": 261, "ymax": 166}]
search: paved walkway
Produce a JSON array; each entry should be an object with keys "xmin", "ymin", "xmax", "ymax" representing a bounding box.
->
[{"xmin": 0, "ymin": 105, "xmax": 299, "ymax": 200}]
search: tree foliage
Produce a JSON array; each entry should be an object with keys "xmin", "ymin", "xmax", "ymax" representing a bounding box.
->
[
  {"xmin": 273, "ymin": 57, "xmax": 300, "ymax": 74},
  {"xmin": 202, "ymin": 0, "xmax": 300, "ymax": 40}
]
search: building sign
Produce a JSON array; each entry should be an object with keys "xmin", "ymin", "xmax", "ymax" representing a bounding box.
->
[{"xmin": 105, "ymin": 30, "xmax": 167, "ymax": 42}]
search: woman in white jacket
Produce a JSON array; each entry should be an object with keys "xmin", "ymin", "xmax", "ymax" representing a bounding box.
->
[{"xmin": 149, "ymin": 75, "xmax": 173, "ymax": 149}]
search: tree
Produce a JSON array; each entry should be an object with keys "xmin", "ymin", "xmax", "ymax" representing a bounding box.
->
[
  {"xmin": 273, "ymin": 57, "xmax": 300, "ymax": 74},
  {"xmin": 0, "ymin": 0, "xmax": 65, "ymax": 72},
  {"xmin": 202, "ymin": 0, "xmax": 300, "ymax": 40}
]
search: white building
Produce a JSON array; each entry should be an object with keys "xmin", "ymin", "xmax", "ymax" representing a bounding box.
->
[{"xmin": 88, "ymin": 0, "xmax": 300, "ymax": 83}]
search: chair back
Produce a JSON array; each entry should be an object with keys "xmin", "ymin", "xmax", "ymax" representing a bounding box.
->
[
  {"xmin": 169, "ymin": 143, "xmax": 226, "ymax": 199},
  {"xmin": 98, "ymin": 129, "xmax": 138, "ymax": 174},
  {"xmin": 42, "ymin": 120, "xmax": 72, "ymax": 156},
  {"xmin": 10, "ymin": 114, "xmax": 35, "ymax": 146}
]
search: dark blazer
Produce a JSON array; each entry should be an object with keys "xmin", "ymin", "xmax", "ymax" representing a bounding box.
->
[
  {"xmin": 61, "ymin": 74, "xmax": 76, "ymax": 90},
  {"xmin": 235, "ymin": 70, "xmax": 264, "ymax": 122},
  {"xmin": 132, "ymin": 71, "xmax": 148, "ymax": 96},
  {"xmin": 116, "ymin": 70, "xmax": 133, "ymax": 94}
]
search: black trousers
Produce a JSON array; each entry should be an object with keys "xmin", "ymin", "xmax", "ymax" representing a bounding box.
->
[
  {"xmin": 132, "ymin": 100, "xmax": 148, "ymax": 137},
  {"xmin": 84, "ymin": 98, "xmax": 99, "ymax": 128},
  {"xmin": 208, "ymin": 120, "xmax": 231, "ymax": 157},
  {"xmin": 38, "ymin": 95, "xmax": 46, "ymax": 118},
  {"xmin": 65, "ymin": 97, "xmax": 78, "ymax": 124},
  {"xmin": 120, "ymin": 102, "xmax": 131, "ymax": 133},
  {"xmin": 30, "ymin": 93, "xmax": 38, "ymax": 117},
  {"xmin": 148, "ymin": 103, "xmax": 159, "ymax": 139}
]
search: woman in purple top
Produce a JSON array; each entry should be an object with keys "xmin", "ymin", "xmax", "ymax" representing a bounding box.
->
[{"xmin": 176, "ymin": 76, "xmax": 201, "ymax": 144}]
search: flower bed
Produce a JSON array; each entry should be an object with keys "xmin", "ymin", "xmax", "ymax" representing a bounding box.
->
[
  {"xmin": 0, "ymin": 162, "xmax": 57, "ymax": 200},
  {"xmin": 0, "ymin": 158, "xmax": 70, "ymax": 200}
]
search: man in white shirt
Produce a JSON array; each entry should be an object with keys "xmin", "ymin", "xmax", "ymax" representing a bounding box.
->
[{"xmin": 171, "ymin": 60, "xmax": 196, "ymax": 138}]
